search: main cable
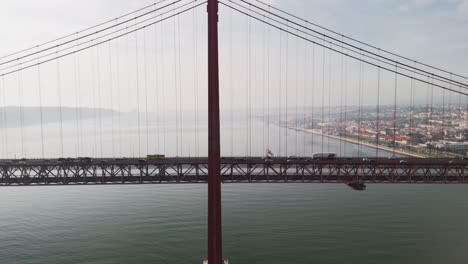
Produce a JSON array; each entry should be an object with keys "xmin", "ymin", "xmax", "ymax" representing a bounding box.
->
[
  {"xmin": 0, "ymin": 0, "xmax": 184, "ymax": 67},
  {"xmin": 0, "ymin": 2, "xmax": 206, "ymax": 78},
  {"xmin": 219, "ymin": 2, "xmax": 468, "ymax": 96},
  {"xmin": 250, "ymin": 0, "xmax": 468, "ymax": 81},
  {"xmin": 0, "ymin": 0, "xmax": 198, "ymax": 75},
  {"xmin": 0, "ymin": 0, "xmax": 172, "ymax": 61},
  {"xmin": 227, "ymin": 0, "xmax": 468, "ymax": 90}
]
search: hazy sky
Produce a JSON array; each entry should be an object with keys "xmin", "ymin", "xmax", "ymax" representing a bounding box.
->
[{"xmin": 0, "ymin": 0, "xmax": 467, "ymax": 111}]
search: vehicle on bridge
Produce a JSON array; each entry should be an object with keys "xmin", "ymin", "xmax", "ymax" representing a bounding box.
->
[
  {"xmin": 147, "ymin": 154, "xmax": 165, "ymax": 160},
  {"xmin": 312, "ymin": 152, "xmax": 336, "ymax": 160}
]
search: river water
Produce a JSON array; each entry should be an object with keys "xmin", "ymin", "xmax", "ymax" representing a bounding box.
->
[{"xmin": 1, "ymin": 113, "xmax": 467, "ymax": 263}]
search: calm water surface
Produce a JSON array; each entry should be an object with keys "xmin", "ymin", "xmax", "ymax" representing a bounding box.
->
[{"xmin": 1, "ymin": 184, "xmax": 468, "ymax": 264}]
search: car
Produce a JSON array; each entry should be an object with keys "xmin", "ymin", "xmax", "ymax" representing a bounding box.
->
[{"xmin": 399, "ymin": 160, "xmax": 408, "ymax": 164}]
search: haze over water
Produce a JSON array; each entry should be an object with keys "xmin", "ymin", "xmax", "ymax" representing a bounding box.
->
[{"xmin": 1, "ymin": 115, "xmax": 467, "ymax": 264}]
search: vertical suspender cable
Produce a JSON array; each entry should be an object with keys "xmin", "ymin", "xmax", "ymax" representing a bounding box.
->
[
  {"xmin": 321, "ymin": 46, "xmax": 326, "ymax": 152},
  {"xmin": 302, "ymin": 34, "xmax": 307, "ymax": 157},
  {"xmin": 409, "ymin": 78, "xmax": 414, "ymax": 152},
  {"xmin": 0, "ymin": 78, "xmax": 3, "ymax": 158},
  {"xmin": 245, "ymin": 10, "xmax": 250, "ymax": 157},
  {"xmin": 108, "ymin": 42, "xmax": 115, "ymax": 157},
  {"xmin": 327, "ymin": 43, "xmax": 332, "ymax": 152},
  {"xmin": 91, "ymin": 43, "xmax": 97, "ymax": 157},
  {"xmin": 284, "ymin": 21, "xmax": 289, "ymax": 156},
  {"xmin": 127, "ymin": 35, "xmax": 133, "ymax": 156},
  {"xmin": 310, "ymin": 44, "xmax": 315, "ymax": 156},
  {"xmin": 278, "ymin": 30, "xmax": 282, "ymax": 156},
  {"xmin": 358, "ymin": 54, "xmax": 363, "ymax": 157},
  {"xmin": 262, "ymin": 13, "xmax": 266, "ymax": 155},
  {"xmin": 161, "ymin": 22, "xmax": 166, "ymax": 154},
  {"xmin": 177, "ymin": 15, "xmax": 183, "ymax": 157},
  {"xmin": 73, "ymin": 46, "xmax": 80, "ymax": 157},
  {"xmin": 56, "ymin": 59, "xmax": 64, "ymax": 157},
  {"xmin": 430, "ymin": 77, "xmax": 434, "ymax": 125},
  {"xmin": 339, "ymin": 39, "xmax": 344, "ymax": 156},
  {"xmin": 18, "ymin": 70, "xmax": 25, "ymax": 157},
  {"xmin": 116, "ymin": 36, "xmax": 122, "ymax": 157},
  {"xmin": 193, "ymin": 3, "xmax": 199, "ymax": 157},
  {"xmin": 248, "ymin": 6, "xmax": 252, "ymax": 157},
  {"xmin": 96, "ymin": 46, "xmax": 103, "ymax": 157},
  {"xmin": 143, "ymin": 28, "xmax": 149, "ymax": 156},
  {"xmin": 376, "ymin": 67, "xmax": 380, "ymax": 158},
  {"xmin": 442, "ymin": 85, "xmax": 445, "ymax": 132},
  {"xmin": 393, "ymin": 66, "xmax": 398, "ymax": 156},
  {"xmin": 173, "ymin": 7, "xmax": 179, "ymax": 157},
  {"xmin": 135, "ymin": 26, "xmax": 142, "ymax": 157},
  {"xmin": 229, "ymin": 7, "xmax": 233, "ymax": 156},
  {"xmin": 295, "ymin": 31, "xmax": 299, "ymax": 155},
  {"xmin": 266, "ymin": 8, "xmax": 271, "ymax": 153},
  {"xmin": 77, "ymin": 35, "xmax": 83, "ymax": 157},
  {"xmin": 343, "ymin": 56, "xmax": 347, "ymax": 155},
  {"xmin": 0, "ymin": 79, "xmax": 3, "ymax": 158},
  {"xmin": 154, "ymin": 22, "xmax": 160, "ymax": 155},
  {"xmin": 37, "ymin": 65, "xmax": 45, "ymax": 158},
  {"xmin": 1, "ymin": 77, "xmax": 8, "ymax": 158}
]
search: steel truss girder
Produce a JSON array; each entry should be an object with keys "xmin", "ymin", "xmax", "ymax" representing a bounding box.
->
[{"xmin": 0, "ymin": 161, "xmax": 466, "ymax": 186}]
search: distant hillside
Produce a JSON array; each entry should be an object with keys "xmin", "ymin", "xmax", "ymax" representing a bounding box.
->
[{"xmin": 0, "ymin": 107, "xmax": 117, "ymax": 127}]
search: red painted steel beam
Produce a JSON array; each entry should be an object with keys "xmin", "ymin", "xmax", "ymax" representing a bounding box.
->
[{"xmin": 207, "ymin": 0, "xmax": 223, "ymax": 264}]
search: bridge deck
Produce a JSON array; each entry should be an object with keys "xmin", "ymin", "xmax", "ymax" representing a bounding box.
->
[{"xmin": 0, "ymin": 157, "xmax": 466, "ymax": 186}]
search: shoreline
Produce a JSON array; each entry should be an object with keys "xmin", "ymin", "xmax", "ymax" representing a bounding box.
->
[{"xmin": 290, "ymin": 127, "xmax": 426, "ymax": 158}]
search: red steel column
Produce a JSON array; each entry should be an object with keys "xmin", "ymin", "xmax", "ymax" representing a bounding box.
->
[{"xmin": 207, "ymin": 0, "xmax": 223, "ymax": 264}]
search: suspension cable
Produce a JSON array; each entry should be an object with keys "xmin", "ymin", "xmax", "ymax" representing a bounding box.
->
[
  {"xmin": 248, "ymin": 0, "xmax": 468, "ymax": 81},
  {"xmin": 219, "ymin": 2, "xmax": 468, "ymax": 96},
  {"xmin": 0, "ymin": 0, "xmax": 172, "ymax": 61},
  {"xmin": 0, "ymin": 0, "xmax": 184, "ymax": 67},
  {"xmin": 0, "ymin": 2, "xmax": 206, "ymax": 78},
  {"xmin": 227, "ymin": 0, "xmax": 468, "ymax": 91}
]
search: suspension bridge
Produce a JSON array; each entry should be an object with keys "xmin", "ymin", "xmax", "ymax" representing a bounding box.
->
[{"xmin": 1, "ymin": 0, "xmax": 468, "ymax": 263}]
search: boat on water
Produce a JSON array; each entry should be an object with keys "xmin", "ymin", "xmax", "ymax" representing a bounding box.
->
[{"xmin": 345, "ymin": 180, "xmax": 366, "ymax": 191}]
